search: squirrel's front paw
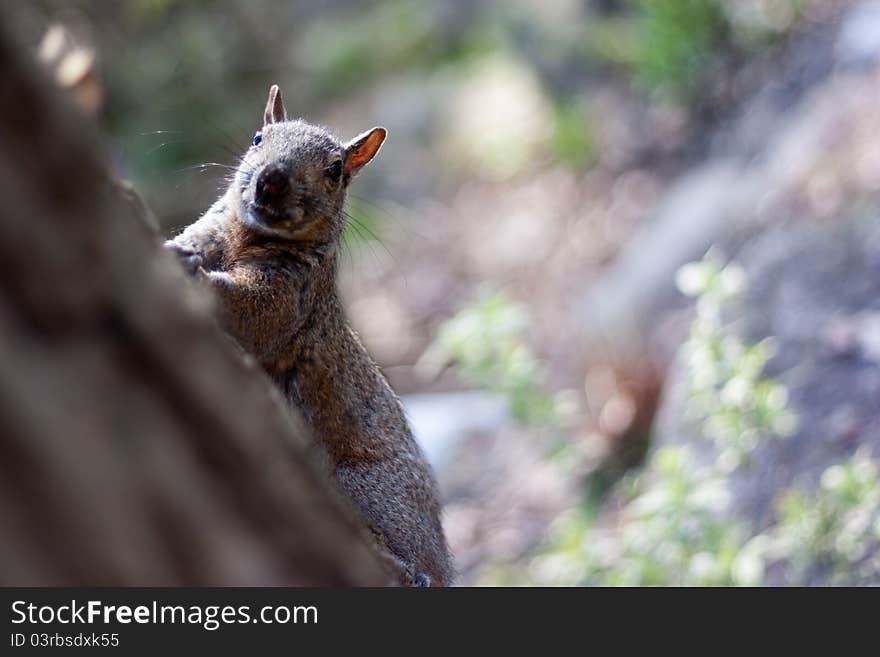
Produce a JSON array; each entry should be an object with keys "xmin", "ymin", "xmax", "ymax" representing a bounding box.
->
[
  {"xmin": 199, "ymin": 269, "xmax": 233, "ymax": 287},
  {"xmin": 164, "ymin": 240, "xmax": 204, "ymax": 276}
]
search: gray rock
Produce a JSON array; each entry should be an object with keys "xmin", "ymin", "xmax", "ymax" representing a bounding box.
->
[
  {"xmin": 836, "ymin": 1, "xmax": 880, "ymax": 69},
  {"xmin": 402, "ymin": 391, "xmax": 511, "ymax": 475}
]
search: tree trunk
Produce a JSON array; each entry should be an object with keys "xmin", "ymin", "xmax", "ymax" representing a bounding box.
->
[{"xmin": 0, "ymin": 9, "xmax": 393, "ymax": 586}]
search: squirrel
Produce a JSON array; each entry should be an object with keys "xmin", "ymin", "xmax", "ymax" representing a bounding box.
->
[{"xmin": 165, "ymin": 85, "xmax": 452, "ymax": 587}]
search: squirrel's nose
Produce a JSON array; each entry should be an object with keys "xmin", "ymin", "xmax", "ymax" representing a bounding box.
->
[{"xmin": 255, "ymin": 165, "xmax": 290, "ymax": 206}]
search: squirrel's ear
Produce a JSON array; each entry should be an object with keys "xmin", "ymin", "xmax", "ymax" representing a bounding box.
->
[
  {"xmin": 343, "ymin": 127, "xmax": 386, "ymax": 179},
  {"xmin": 264, "ymin": 84, "xmax": 286, "ymax": 125}
]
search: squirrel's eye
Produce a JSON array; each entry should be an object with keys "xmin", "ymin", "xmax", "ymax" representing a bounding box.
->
[
  {"xmin": 325, "ymin": 159, "xmax": 343, "ymax": 182},
  {"xmin": 252, "ymin": 130, "xmax": 262, "ymax": 146}
]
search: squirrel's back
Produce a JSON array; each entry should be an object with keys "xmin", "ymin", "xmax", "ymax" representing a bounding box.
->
[{"xmin": 276, "ymin": 290, "xmax": 452, "ymax": 585}]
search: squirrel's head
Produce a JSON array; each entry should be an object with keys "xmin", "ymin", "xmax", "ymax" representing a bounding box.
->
[{"xmin": 234, "ymin": 84, "xmax": 386, "ymax": 247}]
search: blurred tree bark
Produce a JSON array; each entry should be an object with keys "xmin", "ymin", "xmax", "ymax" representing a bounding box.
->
[{"xmin": 0, "ymin": 9, "xmax": 392, "ymax": 585}]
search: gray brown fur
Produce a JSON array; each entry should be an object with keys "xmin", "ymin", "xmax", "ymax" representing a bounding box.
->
[{"xmin": 166, "ymin": 85, "xmax": 452, "ymax": 586}]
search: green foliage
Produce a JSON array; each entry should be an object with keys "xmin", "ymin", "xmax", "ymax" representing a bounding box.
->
[
  {"xmin": 299, "ymin": 2, "xmax": 438, "ymax": 96},
  {"xmin": 676, "ymin": 255, "xmax": 796, "ymax": 467},
  {"xmin": 551, "ymin": 101, "xmax": 598, "ymax": 172},
  {"xmin": 426, "ymin": 293, "xmax": 558, "ymax": 427},
  {"xmin": 581, "ymin": 0, "xmax": 731, "ymax": 100},
  {"xmin": 507, "ymin": 253, "xmax": 879, "ymax": 586},
  {"xmin": 572, "ymin": 446, "xmax": 752, "ymax": 585},
  {"xmin": 564, "ymin": 255, "xmax": 795, "ymax": 585},
  {"xmin": 580, "ymin": 14, "xmax": 641, "ymax": 69},
  {"xmin": 631, "ymin": 0, "xmax": 731, "ymax": 97},
  {"xmin": 767, "ymin": 451, "xmax": 880, "ymax": 585},
  {"xmin": 584, "ymin": 0, "xmax": 801, "ymax": 102},
  {"xmin": 298, "ymin": 1, "xmax": 497, "ymax": 98}
]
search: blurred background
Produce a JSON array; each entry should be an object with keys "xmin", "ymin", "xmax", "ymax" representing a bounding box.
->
[{"xmin": 20, "ymin": 0, "xmax": 880, "ymax": 585}]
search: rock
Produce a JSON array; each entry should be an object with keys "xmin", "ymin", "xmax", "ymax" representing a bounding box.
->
[
  {"xmin": 836, "ymin": 1, "xmax": 880, "ymax": 69},
  {"xmin": 402, "ymin": 391, "xmax": 511, "ymax": 475}
]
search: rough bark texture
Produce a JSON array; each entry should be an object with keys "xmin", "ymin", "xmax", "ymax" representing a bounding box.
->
[{"xmin": 0, "ymin": 10, "xmax": 393, "ymax": 586}]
